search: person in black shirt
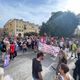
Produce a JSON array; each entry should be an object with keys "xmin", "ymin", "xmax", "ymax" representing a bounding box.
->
[
  {"xmin": 1, "ymin": 42, "xmax": 6, "ymax": 62},
  {"xmin": 1, "ymin": 42, "xmax": 6, "ymax": 53},
  {"xmin": 73, "ymin": 58, "xmax": 80, "ymax": 80},
  {"xmin": 32, "ymin": 52, "xmax": 44, "ymax": 80}
]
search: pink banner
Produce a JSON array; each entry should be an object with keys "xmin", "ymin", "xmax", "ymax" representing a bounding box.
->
[{"xmin": 38, "ymin": 42, "xmax": 60, "ymax": 57}]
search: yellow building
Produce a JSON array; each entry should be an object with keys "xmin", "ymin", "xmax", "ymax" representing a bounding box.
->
[
  {"xmin": 4, "ymin": 19, "xmax": 24, "ymax": 37},
  {"xmin": 24, "ymin": 21, "xmax": 40, "ymax": 34},
  {"xmin": 4, "ymin": 19, "xmax": 39, "ymax": 37}
]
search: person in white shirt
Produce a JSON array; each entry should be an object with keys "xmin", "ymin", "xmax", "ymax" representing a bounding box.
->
[{"xmin": 57, "ymin": 63, "xmax": 74, "ymax": 80}]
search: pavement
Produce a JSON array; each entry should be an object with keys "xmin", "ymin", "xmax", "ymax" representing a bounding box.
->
[{"xmin": 0, "ymin": 51, "xmax": 77, "ymax": 80}]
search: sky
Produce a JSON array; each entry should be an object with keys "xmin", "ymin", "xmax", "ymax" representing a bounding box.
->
[{"xmin": 0, "ymin": 0, "xmax": 80, "ymax": 27}]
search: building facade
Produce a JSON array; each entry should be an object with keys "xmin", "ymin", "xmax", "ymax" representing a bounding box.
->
[
  {"xmin": 24, "ymin": 21, "xmax": 39, "ymax": 34},
  {"xmin": 4, "ymin": 19, "xmax": 39, "ymax": 37}
]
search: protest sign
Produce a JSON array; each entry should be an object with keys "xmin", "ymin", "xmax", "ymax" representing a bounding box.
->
[{"xmin": 38, "ymin": 42, "xmax": 60, "ymax": 57}]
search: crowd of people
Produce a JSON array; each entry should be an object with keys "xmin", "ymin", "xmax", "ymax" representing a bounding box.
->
[
  {"xmin": 0, "ymin": 35, "xmax": 80, "ymax": 80},
  {"xmin": 0, "ymin": 36, "xmax": 39, "ymax": 66},
  {"xmin": 32, "ymin": 36, "xmax": 80, "ymax": 80}
]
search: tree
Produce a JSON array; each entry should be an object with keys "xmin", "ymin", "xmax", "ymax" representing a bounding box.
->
[{"xmin": 40, "ymin": 11, "xmax": 78, "ymax": 37}]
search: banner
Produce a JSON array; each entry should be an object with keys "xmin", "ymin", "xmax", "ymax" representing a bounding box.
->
[{"xmin": 38, "ymin": 42, "xmax": 60, "ymax": 57}]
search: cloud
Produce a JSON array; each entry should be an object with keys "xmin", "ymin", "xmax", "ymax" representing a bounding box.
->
[
  {"xmin": 63, "ymin": 0, "xmax": 80, "ymax": 14},
  {"xmin": 0, "ymin": 0, "xmax": 68, "ymax": 27}
]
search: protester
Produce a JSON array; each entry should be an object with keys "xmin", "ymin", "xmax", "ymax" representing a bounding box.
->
[
  {"xmin": 76, "ymin": 45, "xmax": 80, "ymax": 59},
  {"xmin": 59, "ymin": 40, "xmax": 64, "ymax": 49},
  {"xmin": 73, "ymin": 58, "xmax": 80, "ymax": 80},
  {"xmin": 69, "ymin": 40, "xmax": 72, "ymax": 52},
  {"xmin": 32, "ymin": 52, "xmax": 44, "ymax": 80},
  {"xmin": 1, "ymin": 42, "xmax": 6, "ymax": 62},
  {"xmin": 71, "ymin": 42, "xmax": 77, "ymax": 58},
  {"xmin": 27, "ymin": 37, "xmax": 32, "ymax": 49},
  {"xmin": 34, "ymin": 39, "xmax": 38, "ymax": 52},
  {"xmin": 10, "ymin": 42, "xmax": 15, "ymax": 60},
  {"xmin": 56, "ymin": 50, "xmax": 67, "ymax": 75},
  {"xmin": 6, "ymin": 41, "xmax": 10, "ymax": 55},
  {"xmin": 22, "ymin": 42, "xmax": 27, "ymax": 53},
  {"xmin": 31, "ymin": 38, "xmax": 35, "ymax": 50},
  {"xmin": 55, "ymin": 63, "xmax": 73, "ymax": 80},
  {"xmin": 0, "ymin": 42, "xmax": 2, "ymax": 53},
  {"xmin": 14, "ymin": 41, "xmax": 18, "ymax": 58}
]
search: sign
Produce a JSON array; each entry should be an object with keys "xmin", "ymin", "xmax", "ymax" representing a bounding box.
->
[{"xmin": 38, "ymin": 42, "xmax": 60, "ymax": 57}]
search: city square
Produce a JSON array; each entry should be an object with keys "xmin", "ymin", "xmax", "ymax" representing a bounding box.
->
[
  {"xmin": 0, "ymin": 0, "xmax": 80, "ymax": 80},
  {"xmin": 0, "ymin": 49, "xmax": 77, "ymax": 80}
]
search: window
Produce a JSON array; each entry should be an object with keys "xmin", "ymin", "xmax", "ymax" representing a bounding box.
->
[
  {"xmin": 19, "ymin": 26, "xmax": 21, "ymax": 28},
  {"xmin": 16, "ymin": 29, "xmax": 18, "ymax": 31},
  {"xmin": 32, "ymin": 26, "xmax": 34, "ymax": 28},
  {"xmin": 19, "ymin": 29, "xmax": 21, "ymax": 32}
]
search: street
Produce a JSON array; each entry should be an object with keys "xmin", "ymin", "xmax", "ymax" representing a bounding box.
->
[{"xmin": 3, "ymin": 51, "xmax": 77, "ymax": 80}]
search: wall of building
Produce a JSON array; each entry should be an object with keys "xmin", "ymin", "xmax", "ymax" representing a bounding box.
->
[
  {"xmin": 4, "ymin": 19, "xmax": 40, "ymax": 37},
  {"xmin": 24, "ymin": 22, "xmax": 40, "ymax": 34}
]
